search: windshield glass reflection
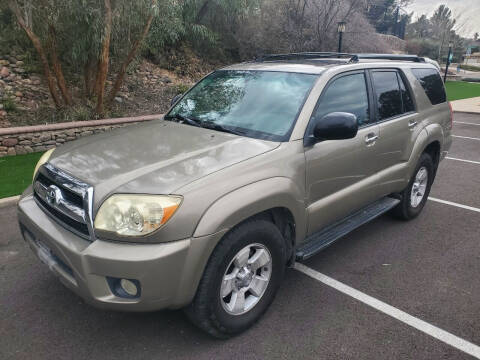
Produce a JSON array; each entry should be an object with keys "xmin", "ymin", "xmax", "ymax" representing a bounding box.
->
[{"xmin": 167, "ymin": 70, "xmax": 318, "ymax": 141}]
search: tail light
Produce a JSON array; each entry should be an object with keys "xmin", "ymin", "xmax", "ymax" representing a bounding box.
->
[{"xmin": 448, "ymin": 102, "xmax": 454, "ymax": 129}]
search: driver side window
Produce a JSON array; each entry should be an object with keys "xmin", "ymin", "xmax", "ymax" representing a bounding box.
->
[{"xmin": 313, "ymin": 73, "xmax": 371, "ymax": 127}]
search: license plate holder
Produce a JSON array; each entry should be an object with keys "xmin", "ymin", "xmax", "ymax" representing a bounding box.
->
[{"xmin": 34, "ymin": 239, "xmax": 57, "ymax": 270}]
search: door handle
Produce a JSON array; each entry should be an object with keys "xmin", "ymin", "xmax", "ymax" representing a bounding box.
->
[
  {"xmin": 408, "ymin": 120, "xmax": 418, "ymax": 129},
  {"xmin": 365, "ymin": 133, "xmax": 378, "ymax": 145}
]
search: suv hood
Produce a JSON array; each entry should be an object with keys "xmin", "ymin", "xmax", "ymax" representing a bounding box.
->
[{"xmin": 50, "ymin": 120, "xmax": 279, "ymax": 201}]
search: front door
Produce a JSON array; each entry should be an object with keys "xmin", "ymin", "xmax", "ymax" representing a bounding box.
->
[{"xmin": 305, "ymin": 71, "xmax": 381, "ymax": 236}]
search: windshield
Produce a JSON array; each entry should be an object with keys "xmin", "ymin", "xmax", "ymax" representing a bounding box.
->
[{"xmin": 166, "ymin": 70, "xmax": 318, "ymax": 141}]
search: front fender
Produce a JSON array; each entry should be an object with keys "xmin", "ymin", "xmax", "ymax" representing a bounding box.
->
[{"xmin": 193, "ymin": 177, "xmax": 307, "ymax": 243}]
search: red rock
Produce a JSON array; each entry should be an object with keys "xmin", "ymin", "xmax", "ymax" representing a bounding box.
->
[
  {"xmin": 2, "ymin": 138, "xmax": 18, "ymax": 147},
  {"xmin": 0, "ymin": 66, "xmax": 9, "ymax": 78}
]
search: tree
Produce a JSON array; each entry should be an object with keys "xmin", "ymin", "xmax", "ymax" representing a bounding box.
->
[
  {"xmin": 475, "ymin": 32, "xmax": 479, "ymax": 41},
  {"xmin": 366, "ymin": 0, "xmax": 411, "ymax": 36},
  {"xmin": 107, "ymin": 0, "xmax": 158, "ymax": 105},
  {"xmin": 408, "ymin": 14, "xmax": 430, "ymax": 38},
  {"xmin": 95, "ymin": 0, "xmax": 112, "ymax": 115},
  {"xmin": 430, "ymin": 5, "xmax": 456, "ymax": 61},
  {"xmin": 6, "ymin": 0, "xmax": 160, "ymax": 116},
  {"xmin": 8, "ymin": 0, "xmax": 63, "ymax": 107}
]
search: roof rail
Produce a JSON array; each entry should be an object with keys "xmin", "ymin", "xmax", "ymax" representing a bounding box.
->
[
  {"xmin": 355, "ymin": 54, "xmax": 426, "ymax": 63},
  {"xmin": 256, "ymin": 52, "xmax": 359, "ymax": 63}
]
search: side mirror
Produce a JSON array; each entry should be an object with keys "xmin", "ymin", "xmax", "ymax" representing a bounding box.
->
[
  {"xmin": 171, "ymin": 94, "xmax": 183, "ymax": 106},
  {"xmin": 313, "ymin": 112, "xmax": 358, "ymax": 141}
]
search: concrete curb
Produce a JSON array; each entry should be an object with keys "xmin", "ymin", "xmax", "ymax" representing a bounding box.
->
[
  {"xmin": 453, "ymin": 111, "xmax": 480, "ymax": 115},
  {"xmin": 0, "ymin": 195, "xmax": 20, "ymax": 209}
]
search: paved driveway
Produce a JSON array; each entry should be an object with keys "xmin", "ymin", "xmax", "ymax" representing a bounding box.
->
[{"xmin": 1, "ymin": 113, "xmax": 479, "ymax": 359}]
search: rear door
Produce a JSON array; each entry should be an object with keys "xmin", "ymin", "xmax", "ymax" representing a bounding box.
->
[
  {"xmin": 304, "ymin": 70, "xmax": 382, "ymax": 235},
  {"xmin": 368, "ymin": 69, "xmax": 419, "ymax": 195}
]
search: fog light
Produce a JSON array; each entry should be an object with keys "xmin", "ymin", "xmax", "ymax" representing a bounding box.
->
[
  {"xmin": 120, "ymin": 279, "xmax": 138, "ymax": 296},
  {"xmin": 107, "ymin": 277, "xmax": 141, "ymax": 298}
]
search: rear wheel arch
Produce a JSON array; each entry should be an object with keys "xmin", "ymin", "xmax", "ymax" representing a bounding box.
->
[{"xmin": 423, "ymin": 140, "xmax": 441, "ymax": 169}]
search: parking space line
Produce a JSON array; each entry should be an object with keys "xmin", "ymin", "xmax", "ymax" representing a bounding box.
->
[
  {"xmin": 446, "ymin": 157, "xmax": 480, "ymax": 165},
  {"xmin": 452, "ymin": 135, "xmax": 480, "ymax": 141},
  {"xmin": 428, "ymin": 197, "xmax": 480, "ymax": 213},
  {"xmin": 455, "ymin": 121, "xmax": 480, "ymax": 126},
  {"xmin": 294, "ymin": 263, "xmax": 480, "ymax": 359}
]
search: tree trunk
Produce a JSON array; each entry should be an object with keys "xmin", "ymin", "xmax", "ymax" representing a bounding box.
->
[
  {"xmin": 48, "ymin": 25, "xmax": 72, "ymax": 106},
  {"xmin": 84, "ymin": 57, "xmax": 97, "ymax": 98},
  {"xmin": 107, "ymin": 0, "xmax": 156, "ymax": 104},
  {"xmin": 196, "ymin": 0, "xmax": 211, "ymax": 23},
  {"xmin": 95, "ymin": 0, "xmax": 113, "ymax": 116},
  {"xmin": 9, "ymin": 1, "xmax": 62, "ymax": 108}
]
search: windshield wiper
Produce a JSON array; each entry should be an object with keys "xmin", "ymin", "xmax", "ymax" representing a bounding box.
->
[
  {"xmin": 164, "ymin": 114, "xmax": 202, "ymax": 128},
  {"xmin": 201, "ymin": 121, "xmax": 246, "ymax": 136},
  {"xmin": 165, "ymin": 114, "xmax": 245, "ymax": 136}
]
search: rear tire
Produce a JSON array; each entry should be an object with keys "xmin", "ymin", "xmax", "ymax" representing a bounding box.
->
[
  {"xmin": 391, "ymin": 153, "xmax": 434, "ymax": 220},
  {"xmin": 185, "ymin": 219, "xmax": 286, "ymax": 338}
]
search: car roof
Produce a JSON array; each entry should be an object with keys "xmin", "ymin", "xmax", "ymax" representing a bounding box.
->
[
  {"xmin": 221, "ymin": 53, "xmax": 438, "ymax": 75},
  {"xmin": 221, "ymin": 61, "xmax": 329, "ymax": 75}
]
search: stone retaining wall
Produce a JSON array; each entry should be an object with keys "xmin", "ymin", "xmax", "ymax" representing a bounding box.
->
[{"xmin": 0, "ymin": 115, "xmax": 162, "ymax": 157}]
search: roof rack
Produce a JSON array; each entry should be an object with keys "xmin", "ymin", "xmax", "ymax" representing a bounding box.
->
[
  {"xmin": 355, "ymin": 54, "xmax": 426, "ymax": 63},
  {"xmin": 256, "ymin": 52, "xmax": 359, "ymax": 63},
  {"xmin": 254, "ymin": 52, "xmax": 426, "ymax": 64}
]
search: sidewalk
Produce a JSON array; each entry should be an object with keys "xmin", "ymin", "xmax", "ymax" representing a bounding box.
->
[{"xmin": 451, "ymin": 96, "xmax": 480, "ymax": 114}]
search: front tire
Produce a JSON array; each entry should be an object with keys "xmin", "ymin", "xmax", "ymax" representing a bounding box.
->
[
  {"xmin": 185, "ymin": 219, "xmax": 286, "ymax": 338},
  {"xmin": 392, "ymin": 153, "xmax": 434, "ymax": 220}
]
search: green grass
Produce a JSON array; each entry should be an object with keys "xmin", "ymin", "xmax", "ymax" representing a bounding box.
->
[
  {"xmin": 0, "ymin": 152, "xmax": 43, "ymax": 199},
  {"xmin": 445, "ymin": 81, "xmax": 480, "ymax": 101}
]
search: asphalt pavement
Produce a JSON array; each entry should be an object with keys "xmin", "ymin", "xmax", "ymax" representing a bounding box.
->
[{"xmin": 1, "ymin": 113, "xmax": 479, "ymax": 360}]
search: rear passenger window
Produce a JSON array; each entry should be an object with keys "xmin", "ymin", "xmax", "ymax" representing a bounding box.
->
[
  {"xmin": 412, "ymin": 68, "xmax": 447, "ymax": 105},
  {"xmin": 398, "ymin": 73, "xmax": 415, "ymax": 113},
  {"xmin": 372, "ymin": 71, "xmax": 403, "ymax": 120},
  {"xmin": 314, "ymin": 73, "xmax": 371, "ymax": 126}
]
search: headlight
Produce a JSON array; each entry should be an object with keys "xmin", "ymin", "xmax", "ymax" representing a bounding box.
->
[
  {"xmin": 94, "ymin": 195, "xmax": 182, "ymax": 237},
  {"xmin": 33, "ymin": 148, "xmax": 55, "ymax": 181}
]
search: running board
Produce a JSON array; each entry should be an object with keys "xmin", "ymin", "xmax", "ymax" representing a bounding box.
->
[{"xmin": 296, "ymin": 197, "xmax": 400, "ymax": 260}]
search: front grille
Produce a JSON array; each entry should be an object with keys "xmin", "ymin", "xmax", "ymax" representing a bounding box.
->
[
  {"xmin": 33, "ymin": 163, "xmax": 94, "ymax": 241},
  {"xmin": 34, "ymin": 193, "xmax": 90, "ymax": 237},
  {"xmin": 36, "ymin": 173, "xmax": 84, "ymax": 208}
]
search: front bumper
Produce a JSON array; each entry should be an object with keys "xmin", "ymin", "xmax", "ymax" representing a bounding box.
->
[{"xmin": 17, "ymin": 193, "xmax": 223, "ymax": 312}]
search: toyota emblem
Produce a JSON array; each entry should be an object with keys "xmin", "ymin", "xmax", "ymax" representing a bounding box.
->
[{"xmin": 46, "ymin": 185, "xmax": 62, "ymax": 205}]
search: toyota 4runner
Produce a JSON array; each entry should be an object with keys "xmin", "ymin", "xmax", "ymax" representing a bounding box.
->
[{"xmin": 18, "ymin": 53, "xmax": 453, "ymax": 338}]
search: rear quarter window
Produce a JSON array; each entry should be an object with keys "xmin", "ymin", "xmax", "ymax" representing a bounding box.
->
[{"xmin": 411, "ymin": 68, "xmax": 447, "ymax": 105}]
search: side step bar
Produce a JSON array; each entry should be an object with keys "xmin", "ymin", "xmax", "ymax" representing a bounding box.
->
[{"xmin": 296, "ymin": 197, "xmax": 400, "ymax": 260}]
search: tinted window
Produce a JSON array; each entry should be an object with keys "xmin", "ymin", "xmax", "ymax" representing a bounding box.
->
[
  {"xmin": 167, "ymin": 70, "xmax": 317, "ymax": 141},
  {"xmin": 412, "ymin": 68, "xmax": 447, "ymax": 105},
  {"xmin": 372, "ymin": 71, "xmax": 403, "ymax": 121},
  {"xmin": 314, "ymin": 73, "xmax": 371, "ymax": 126},
  {"xmin": 398, "ymin": 73, "xmax": 415, "ymax": 113}
]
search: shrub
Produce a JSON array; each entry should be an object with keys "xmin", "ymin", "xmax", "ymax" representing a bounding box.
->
[
  {"xmin": 174, "ymin": 83, "xmax": 191, "ymax": 94},
  {"xmin": 460, "ymin": 64, "xmax": 480, "ymax": 72},
  {"xmin": 2, "ymin": 98, "xmax": 17, "ymax": 112}
]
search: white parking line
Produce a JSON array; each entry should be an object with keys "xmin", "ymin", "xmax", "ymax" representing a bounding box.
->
[
  {"xmin": 455, "ymin": 121, "xmax": 480, "ymax": 126},
  {"xmin": 294, "ymin": 262, "xmax": 480, "ymax": 359},
  {"xmin": 446, "ymin": 157, "xmax": 480, "ymax": 165},
  {"xmin": 452, "ymin": 135, "xmax": 480, "ymax": 141},
  {"xmin": 428, "ymin": 197, "xmax": 480, "ymax": 213}
]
